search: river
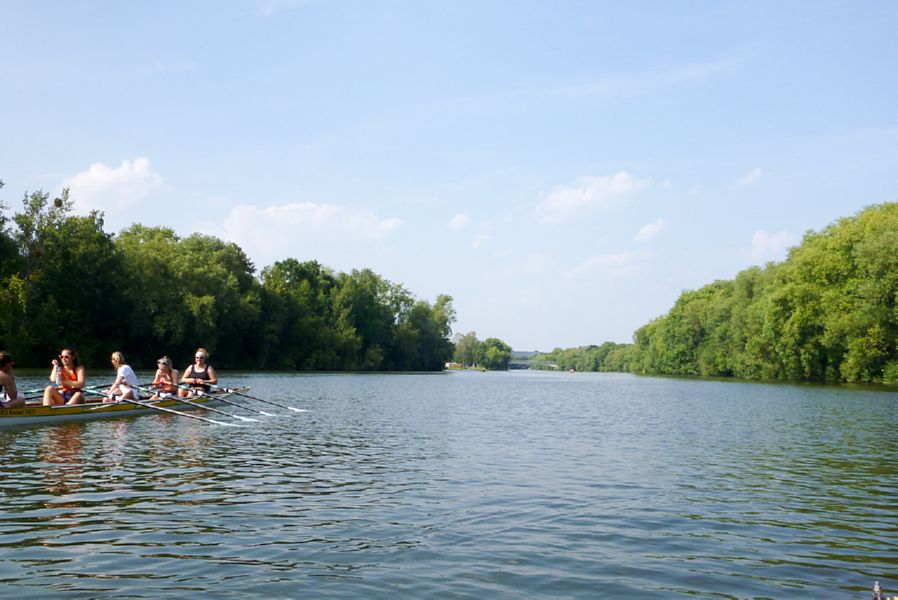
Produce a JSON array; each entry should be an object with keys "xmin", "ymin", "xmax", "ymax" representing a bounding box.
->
[{"xmin": 1, "ymin": 370, "xmax": 895, "ymax": 598}]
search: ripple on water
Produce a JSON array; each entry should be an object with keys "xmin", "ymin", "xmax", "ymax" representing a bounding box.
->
[{"xmin": 1, "ymin": 371, "xmax": 896, "ymax": 598}]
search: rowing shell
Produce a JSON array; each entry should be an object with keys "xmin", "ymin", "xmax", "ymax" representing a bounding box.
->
[{"xmin": 0, "ymin": 388, "xmax": 249, "ymax": 428}]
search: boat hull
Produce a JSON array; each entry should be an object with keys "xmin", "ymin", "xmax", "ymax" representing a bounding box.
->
[{"xmin": 0, "ymin": 389, "xmax": 245, "ymax": 428}]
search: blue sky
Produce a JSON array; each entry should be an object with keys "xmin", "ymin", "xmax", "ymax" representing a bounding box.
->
[{"xmin": 2, "ymin": 1, "xmax": 896, "ymax": 350}]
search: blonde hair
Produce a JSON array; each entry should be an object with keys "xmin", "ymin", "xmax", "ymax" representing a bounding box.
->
[
  {"xmin": 195, "ymin": 348, "xmax": 210, "ymax": 359},
  {"xmin": 111, "ymin": 351, "xmax": 125, "ymax": 366}
]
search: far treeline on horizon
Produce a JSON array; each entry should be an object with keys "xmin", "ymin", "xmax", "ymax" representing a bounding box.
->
[{"xmin": 1, "ymin": 177, "xmax": 896, "ymax": 384}]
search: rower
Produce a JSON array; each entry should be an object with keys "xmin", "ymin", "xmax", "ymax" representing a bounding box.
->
[
  {"xmin": 150, "ymin": 355, "xmax": 180, "ymax": 399},
  {"xmin": 43, "ymin": 349, "xmax": 86, "ymax": 406},
  {"xmin": 0, "ymin": 351, "xmax": 25, "ymax": 409},
  {"xmin": 103, "ymin": 351, "xmax": 141, "ymax": 403},
  {"xmin": 179, "ymin": 347, "xmax": 218, "ymax": 398}
]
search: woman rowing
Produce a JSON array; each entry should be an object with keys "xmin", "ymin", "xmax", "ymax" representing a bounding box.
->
[
  {"xmin": 103, "ymin": 351, "xmax": 141, "ymax": 403},
  {"xmin": 179, "ymin": 348, "xmax": 217, "ymax": 397},
  {"xmin": 150, "ymin": 355, "xmax": 180, "ymax": 399},
  {"xmin": 0, "ymin": 351, "xmax": 26, "ymax": 409},
  {"xmin": 43, "ymin": 348, "xmax": 86, "ymax": 406}
]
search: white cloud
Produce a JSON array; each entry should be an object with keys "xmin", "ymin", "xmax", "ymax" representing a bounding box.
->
[
  {"xmin": 448, "ymin": 212, "xmax": 471, "ymax": 231},
  {"xmin": 202, "ymin": 202, "xmax": 403, "ymax": 267},
  {"xmin": 534, "ymin": 171, "xmax": 646, "ymax": 224},
  {"xmin": 633, "ymin": 219, "xmax": 666, "ymax": 242},
  {"xmin": 738, "ymin": 167, "xmax": 763, "ymax": 186},
  {"xmin": 64, "ymin": 157, "xmax": 163, "ymax": 215},
  {"xmin": 563, "ymin": 251, "xmax": 642, "ymax": 280},
  {"xmin": 749, "ymin": 229, "xmax": 796, "ymax": 263}
]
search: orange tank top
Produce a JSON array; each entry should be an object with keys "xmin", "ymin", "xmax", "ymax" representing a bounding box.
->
[
  {"xmin": 60, "ymin": 367, "xmax": 80, "ymax": 392},
  {"xmin": 154, "ymin": 371, "xmax": 177, "ymax": 392}
]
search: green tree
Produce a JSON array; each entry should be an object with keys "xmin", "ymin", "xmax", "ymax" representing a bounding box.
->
[
  {"xmin": 259, "ymin": 259, "xmax": 340, "ymax": 369},
  {"xmin": 10, "ymin": 189, "xmax": 126, "ymax": 365},
  {"xmin": 623, "ymin": 202, "xmax": 898, "ymax": 383},
  {"xmin": 453, "ymin": 331, "xmax": 479, "ymax": 366},
  {"xmin": 480, "ymin": 337, "xmax": 512, "ymax": 370}
]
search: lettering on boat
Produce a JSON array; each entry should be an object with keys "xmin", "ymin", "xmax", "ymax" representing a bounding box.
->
[{"xmin": 0, "ymin": 408, "xmax": 39, "ymax": 416}]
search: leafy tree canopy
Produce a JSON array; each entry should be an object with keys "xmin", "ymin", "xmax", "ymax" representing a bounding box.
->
[{"xmin": 0, "ymin": 183, "xmax": 456, "ymax": 372}]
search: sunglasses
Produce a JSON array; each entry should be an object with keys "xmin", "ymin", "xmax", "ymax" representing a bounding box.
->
[
  {"xmin": 158, "ymin": 361, "xmax": 170, "ymax": 366},
  {"xmin": 195, "ymin": 355, "xmax": 206, "ymax": 359}
]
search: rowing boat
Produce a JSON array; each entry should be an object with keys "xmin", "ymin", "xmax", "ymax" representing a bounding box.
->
[{"xmin": 0, "ymin": 388, "xmax": 249, "ymax": 428}]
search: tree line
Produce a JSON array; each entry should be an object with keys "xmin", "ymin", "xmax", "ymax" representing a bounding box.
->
[
  {"xmin": 451, "ymin": 332, "xmax": 512, "ymax": 370},
  {"xmin": 529, "ymin": 342, "xmax": 630, "ymax": 372},
  {"xmin": 533, "ymin": 202, "xmax": 898, "ymax": 384},
  {"xmin": 0, "ymin": 182, "xmax": 456, "ymax": 370}
]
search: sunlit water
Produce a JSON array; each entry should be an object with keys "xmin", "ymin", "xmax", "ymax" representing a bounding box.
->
[{"xmin": 1, "ymin": 371, "xmax": 896, "ymax": 598}]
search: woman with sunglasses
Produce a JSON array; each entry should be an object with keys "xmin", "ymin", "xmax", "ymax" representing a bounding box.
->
[
  {"xmin": 150, "ymin": 356, "xmax": 180, "ymax": 399},
  {"xmin": 179, "ymin": 348, "xmax": 218, "ymax": 398},
  {"xmin": 43, "ymin": 348, "xmax": 86, "ymax": 406}
]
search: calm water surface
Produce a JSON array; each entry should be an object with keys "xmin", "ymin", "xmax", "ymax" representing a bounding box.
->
[{"xmin": 1, "ymin": 371, "xmax": 896, "ymax": 598}]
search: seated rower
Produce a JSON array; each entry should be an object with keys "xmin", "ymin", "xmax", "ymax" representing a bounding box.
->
[
  {"xmin": 103, "ymin": 351, "xmax": 141, "ymax": 403},
  {"xmin": 150, "ymin": 355, "xmax": 180, "ymax": 399},
  {"xmin": 0, "ymin": 351, "xmax": 26, "ymax": 409},
  {"xmin": 179, "ymin": 348, "xmax": 217, "ymax": 397},
  {"xmin": 43, "ymin": 348, "xmax": 86, "ymax": 406}
]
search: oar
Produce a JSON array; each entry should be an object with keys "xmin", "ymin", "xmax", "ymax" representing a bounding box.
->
[
  {"xmin": 82, "ymin": 387, "xmax": 240, "ymax": 427},
  {"xmin": 157, "ymin": 384, "xmax": 274, "ymax": 417},
  {"xmin": 206, "ymin": 383, "xmax": 307, "ymax": 413},
  {"xmin": 122, "ymin": 396, "xmax": 242, "ymax": 426},
  {"xmin": 22, "ymin": 386, "xmax": 50, "ymax": 394},
  {"xmin": 133, "ymin": 385, "xmax": 258, "ymax": 423},
  {"xmin": 83, "ymin": 386, "xmax": 240, "ymax": 426},
  {"xmin": 191, "ymin": 390, "xmax": 276, "ymax": 417}
]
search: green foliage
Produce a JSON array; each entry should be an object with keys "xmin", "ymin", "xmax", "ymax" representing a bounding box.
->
[
  {"xmin": 618, "ymin": 202, "xmax": 898, "ymax": 383},
  {"xmin": 530, "ymin": 341, "xmax": 630, "ymax": 372},
  {"xmin": 0, "ymin": 182, "xmax": 456, "ymax": 371},
  {"xmin": 480, "ymin": 338, "xmax": 512, "ymax": 370},
  {"xmin": 452, "ymin": 331, "xmax": 478, "ymax": 366},
  {"xmin": 451, "ymin": 331, "xmax": 512, "ymax": 370}
]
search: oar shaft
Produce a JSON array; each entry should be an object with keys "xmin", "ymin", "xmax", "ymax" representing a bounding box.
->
[
  {"xmin": 22, "ymin": 387, "xmax": 50, "ymax": 394},
  {"xmin": 145, "ymin": 385, "xmax": 266, "ymax": 417},
  {"xmin": 82, "ymin": 386, "xmax": 236, "ymax": 425},
  {"xmin": 169, "ymin": 394, "xmax": 255, "ymax": 422},
  {"xmin": 196, "ymin": 393, "xmax": 275, "ymax": 416},
  {"xmin": 206, "ymin": 383, "xmax": 305, "ymax": 412},
  {"xmin": 122, "ymin": 397, "xmax": 239, "ymax": 426}
]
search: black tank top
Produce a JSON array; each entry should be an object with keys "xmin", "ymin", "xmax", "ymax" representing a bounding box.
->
[{"xmin": 188, "ymin": 366, "xmax": 211, "ymax": 381}]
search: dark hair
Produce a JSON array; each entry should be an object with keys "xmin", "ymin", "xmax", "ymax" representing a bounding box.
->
[
  {"xmin": 61, "ymin": 348, "xmax": 82, "ymax": 368},
  {"xmin": 0, "ymin": 351, "xmax": 13, "ymax": 368}
]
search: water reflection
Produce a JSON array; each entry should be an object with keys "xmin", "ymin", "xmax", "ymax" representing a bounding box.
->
[
  {"xmin": 40, "ymin": 422, "xmax": 85, "ymax": 498},
  {"xmin": 0, "ymin": 372, "xmax": 895, "ymax": 598}
]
